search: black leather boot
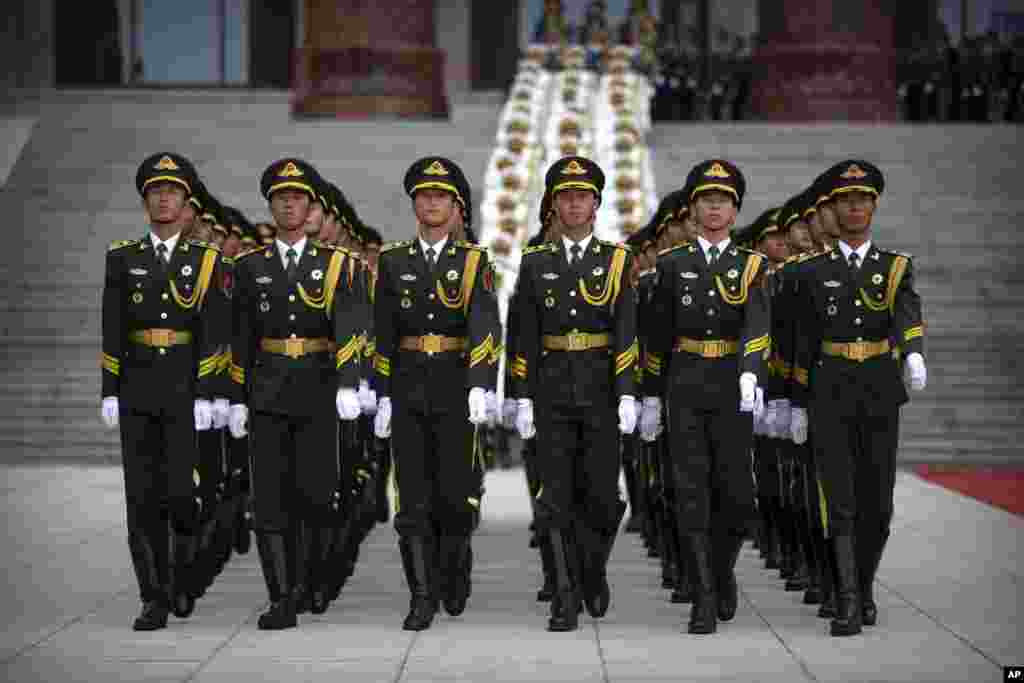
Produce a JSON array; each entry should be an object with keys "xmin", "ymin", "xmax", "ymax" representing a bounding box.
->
[
  {"xmin": 817, "ymin": 534, "xmax": 836, "ymax": 618},
  {"xmin": 830, "ymin": 535, "xmax": 862, "ymax": 637},
  {"xmin": 670, "ymin": 531, "xmax": 693, "ymax": 604},
  {"xmin": 547, "ymin": 528, "xmax": 580, "ymax": 632},
  {"xmin": 399, "ymin": 536, "xmax": 436, "ymax": 631},
  {"xmin": 714, "ymin": 531, "xmax": 744, "ymax": 622},
  {"xmin": 308, "ymin": 526, "xmax": 334, "ymax": 615},
  {"xmin": 439, "ymin": 535, "xmax": 472, "ymax": 616},
  {"xmin": 859, "ymin": 531, "xmax": 888, "ymax": 627},
  {"xmin": 169, "ymin": 530, "xmax": 197, "ymax": 619},
  {"xmin": 686, "ymin": 533, "xmax": 717, "ymax": 634},
  {"xmin": 128, "ymin": 530, "xmax": 169, "ymax": 631},
  {"xmin": 578, "ymin": 524, "xmax": 616, "ymax": 619},
  {"xmin": 256, "ymin": 532, "xmax": 296, "ymax": 630},
  {"xmin": 536, "ymin": 531, "xmax": 556, "ymax": 602},
  {"xmin": 290, "ymin": 522, "xmax": 311, "ymax": 615}
]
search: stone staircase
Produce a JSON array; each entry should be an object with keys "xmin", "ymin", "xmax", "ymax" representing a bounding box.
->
[
  {"xmin": 0, "ymin": 92, "xmax": 1020, "ymax": 464},
  {"xmin": 650, "ymin": 123, "xmax": 1024, "ymax": 464}
]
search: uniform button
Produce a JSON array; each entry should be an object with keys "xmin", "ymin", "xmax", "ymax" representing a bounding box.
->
[
  {"xmin": 570, "ymin": 309, "xmax": 577, "ymax": 316},
  {"xmin": 708, "ymin": 290, "xmax": 716, "ymax": 297},
  {"xmin": 290, "ymin": 333, "xmax": 297, "ymax": 339},
  {"xmin": 707, "ymin": 329, "xmax": 713, "ymax": 335},
  {"xmin": 158, "ymin": 348, "xmax": 167, "ymax": 356},
  {"xmin": 289, "ymin": 314, "xmax": 296, "ymax": 321},
  {"xmin": 855, "ymin": 300, "xmax": 862, "ymax": 307},
  {"xmin": 160, "ymin": 312, "xmax": 168, "ymax": 320},
  {"xmin": 856, "ymin": 337, "xmax": 863, "ymax": 342},
  {"xmin": 289, "ymin": 294, "xmax": 296, "ymax": 302},
  {"xmin": 427, "ymin": 313, "xmax": 434, "ymax": 320},
  {"xmin": 161, "ymin": 293, "xmax": 169, "ymax": 301},
  {"xmin": 570, "ymin": 290, "xmax": 577, "ymax": 297},
  {"xmin": 261, "ymin": 292, "xmax": 267, "ymax": 299},
  {"xmin": 428, "ymin": 293, "xmax": 435, "ymax": 300},
  {"xmin": 707, "ymin": 309, "xmax": 716, "ymax": 316},
  {"xmin": 854, "ymin": 318, "xmax": 862, "ymax": 325}
]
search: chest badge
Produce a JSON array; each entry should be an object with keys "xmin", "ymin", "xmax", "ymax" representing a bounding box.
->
[
  {"xmin": 872, "ymin": 273, "xmax": 884, "ymax": 285},
  {"xmin": 130, "ymin": 268, "xmax": 148, "ymax": 276},
  {"xmin": 256, "ymin": 276, "xmax": 273, "ymax": 285},
  {"xmin": 681, "ymin": 271, "xmax": 699, "ymax": 279},
  {"xmin": 727, "ymin": 269, "xmax": 739, "ymax": 279},
  {"xmin": 542, "ymin": 272, "xmax": 559, "ymax": 280},
  {"xmin": 401, "ymin": 273, "xmax": 417, "ymax": 282},
  {"xmin": 181, "ymin": 265, "xmax": 193, "ymax": 277},
  {"xmin": 827, "ymin": 304, "xmax": 838, "ymax": 316},
  {"xmin": 824, "ymin": 280, "xmax": 841, "ymax": 288},
  {"xmin": 446, "ymin": 269, "xmax": 459, "ymax": 281},
  {"xmin": 401, "ymin": 297, "xmax": 412, "ymax": 309},
  {"xmin": 682, "ymin": 294, "xmax": 693, "ymax": 306},
  {"xmin": 259, "ymin": 301, "xmax": 271, "ymax": 313},
  {"xmin": 311, "ymin": 269, "xmax": 323, "ymax": 281},
  {"xmin": 545, "ymin": 296, "xmax": 556, "ymax": 308},
  {"xmin": 132, "ymin": 292, "xmax": 143, "ymax": 304},
  {"xmin": 592, "ymin": 266, "xmax": 604, "ymax": 277}
]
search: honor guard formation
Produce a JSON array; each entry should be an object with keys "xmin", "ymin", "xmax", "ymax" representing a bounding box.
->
[{"xmin": 102, "ymin": 151, "xmax": 927, "ymax": 639}]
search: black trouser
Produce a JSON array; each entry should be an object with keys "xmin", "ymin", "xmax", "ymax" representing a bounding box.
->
[
  {"xmin": 669, "ymin": 405, "xmax": 755, "ymax": 536},
  {"xmin": 196, "ymin": 429, "xmax": 225, "ymax": 522},
  {"xmin": 121, "ymin": 405, "xmax": 199, "ymax": 535},
  {"xmin": 392, "ymin": 401, "xmax": 477, "ymax": 537},
  {"xmin": 251, "ymin": 409, "xmax": 339, "ymax": 532},
  {"xmin": 753, "ymin": 435, "xmax": 780, "ymax": 501},
  {"xmin": 810, "ymin": 406, "xmax": 899, "ymax": 541},
  {"xmin": 534, "ymin": 401, "xmax": 621, "ymax": 534}
]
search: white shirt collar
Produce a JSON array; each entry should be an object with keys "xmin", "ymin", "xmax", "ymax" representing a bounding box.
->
[
  {"xmin": 276, "ymin": 237, "xmax": 307, "ymax": 268},
  {"xmin": 697, "ymin": 235, "xmax": 731, "ymax": 263},
  {"xmin": 150, "ymin": 231, "xmax": 181, "ymax": 256},
  {"xmin": 838, "ymin": 240, "xmax": 872, "ymax": 263},
  {"xmin": 562, "ymin": 233, "xmax": 593, "ymax": 263},
  {"xmin": 419, "ymin": 235, "xmax": 448, "ymax": 259}
]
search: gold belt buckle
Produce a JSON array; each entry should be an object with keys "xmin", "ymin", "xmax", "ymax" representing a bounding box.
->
[
  {"xmin": 151, "ymin": 329, "xmax": 172, "ymax": 347},
  {"xmin": 284, "ymin": 338, "xmax": 304, "ymax": 359},
  {"xmin": 422, "ymin": 334, "xmax": 442, "ymax": 356},
  {"xmin": 566, "ymin": 331, "xmax": 586, "ymax": 351},
  {"xmin": 848, "ymin": 343, "xmax": 866, "ymax": 362},
  {"xmin": 705, "ymin": 340, "xmax": 723, "ymax": 357}
]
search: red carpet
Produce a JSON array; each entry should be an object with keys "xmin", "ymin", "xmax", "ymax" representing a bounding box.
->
[{"xmin": 914, "ymin": 465, "xmax": 1024, "ymax": 516}]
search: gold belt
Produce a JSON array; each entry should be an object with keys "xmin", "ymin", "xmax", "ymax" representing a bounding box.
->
[
  {"xmin": 821, "ymin": 339, "xmax": 890, "ymax": 363},
  {"xmin": 673, "ymin": 337, "xmax": 739, "ymax": 358},
  {"xmin": 399, "ymin": 335, "xmax": 467, "ymax": 354},
  {"xmin": 129, "ymin": 328, "xmax": 193, "ymax": 347},
  {"xmin": 542, "ymin": 331, "xmax": 611, "ymax": 352},
  {"xmin": 260, "ymin": 337, "xmax": 336, "ymax": 359}
]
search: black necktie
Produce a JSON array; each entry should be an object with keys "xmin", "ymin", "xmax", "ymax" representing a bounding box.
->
[
  {"xmin": 709, "ymin": 245, "xmax": 720, "ymax": 265},
  {"xmin": 570, "ymin": 243, "xmax": 582, "ymax": 265},
  {"xmin": 155, "ymin": 243, "xmax": 169, "ymax": 276},
  {"xmin": 848, "ymin": 251, "xmax": 860, "ymax": 273},
  {"xmin": 285, "ymin": 247, "xmax": 298, "ymax": 283},
  {"xmin": 426, "ymin": 247, "xmax": 437, "ymax": 276}
]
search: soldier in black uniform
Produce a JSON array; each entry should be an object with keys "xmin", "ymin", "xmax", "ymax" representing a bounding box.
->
[
  {"xmin": 101, "ymin": 153, "xmax": 229, "ymax": 630},
  {"xmin": 227, "ymin": 158, "xmax": 367, "ymax": 630},
  {"xmin": 640, "ymin": 160, "xmax": 770, "ymax": 635},
  {"xmin": 371, "ymin": 157, "xmax": 497, "ymax": 631},
  {"xmin": 511, "ymin": 156, "xmax": 638, "ymax": 632},
  {"xmin": 790, "ymin": 161, "xmax": 927, "ymax": 636}
]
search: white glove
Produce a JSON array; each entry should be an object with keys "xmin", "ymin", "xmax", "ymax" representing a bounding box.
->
[
  {"xmin": 766, "ymin": 399, "xmax": 790, "ymax": 439},
  {"xmin": 468, "ymin": 387, "xmax": 488, "ymax": 425},
  {"xmin": 211, "ymin": 398, "xmax": 231, "ymax": 429},
  {"xmin": 516, "ymin": 398, "xmax": 536, "ymax": 440},
  {"xmin": 484, "ymin": 390, "xmax": 498, "ymax": 427},
  {"xmin": 374, "ymin": 397, "xmax": 392, "ymax": 438},
  {"xmin": 639, "ymin": 396, "xmax": 663, "ymax": 442},
  {"xmin": 753, "ymin": 401, "xmax": 767, "ymax": 436},
  {"xmin": 904, "ymin": 352, "xmax": 927, "ymax": 392},
  {"xmin": 618, "ymin": 396, "xmax": 637, "ymax": 434},
  {"xmin": 228, "ymin": 404, "xmax": 249, "ymax": 439},
  {"xmin": 502, "ymin": 398, "xmax": 518, "ymax": 430},
  {"xmin": 358, "ymin": 379, "xmax": 378, "ymax": 415},
  {"xmin": 194, "ymin": 399, "xmax": 213, "ymax": 431},
  {"xmin": 739, "ymin": 372, "xmax": 758, "ymax": 413},
  {"xmin": 753, "ymin": 386, "xmax": 765, "ymax": 421},
  {"xmin": 101, "ymin": 396, "xmax": 119, "ymax": 429},
  {"xmin": 336, "ymin": 388, "xmax": 361, "ymax": 421},
  {"xmin": 790, "ymin": 407, "xmax": 809, "ymax": 445}
]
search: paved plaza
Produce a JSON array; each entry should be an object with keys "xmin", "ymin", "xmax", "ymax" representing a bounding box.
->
[{"xmin": 0, "ymin": 463, "xmax": 1018, "ymax": 683}]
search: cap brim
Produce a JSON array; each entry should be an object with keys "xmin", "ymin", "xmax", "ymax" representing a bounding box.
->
[
  {"xmin": 142, "ymin": 176, "xmax": 192, "ymax": 196},
  {"xmin": 552, "ymin": 181, "xmax": 599, "ymax": 195},
  {"xmin": 411, "ymin": 181, "xmax": 465, "ymax": 207},
  {"xmin": 690, "ymin": 183, "xmax": 738, "ymax": 203},
  {"xmin": 267, "ymin": 181, "xmax": 316, "ymax": 199},
  {"xmin": 830, "ymin": 185, "xmax": 879, "ymax": 199}
]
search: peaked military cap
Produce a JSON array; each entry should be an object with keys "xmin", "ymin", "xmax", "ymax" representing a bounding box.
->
[
  {"xmin": 260, "ymin": 158, "xmax": 319, "ymax": 201},
  {"xmin": 221, "ymin": 205, "xmax": 253, "ymax": 238},
  {"xmin": 136, "ymin": 152, "xmax": 197, "ymax": 198},
  {"xmin": 545, "ymin": 156, "xmax": 605, "ymax": 198},
  {"xmin": 825, "ymin": 159, "xmax": 884, "ymax": 199},
  {"xmin": 403, "ymin": 157, "xmax": 466, "ymax": 209},
  {"xmin": 651, "ymin": 188, "xmax": 687, "ymax": 237},
  {"xmin": 188, "ymin": 177, "xmax": 209, "ymax": 212},
  {"xmin": 779, "ymin": 188, "xmax": 815, "ymax": 229},
  {"xmin": 686, "ymin": 159, "xmax": 746, "ymax": 209},
  {"xmin": 749, "ymin": 207, "xmax": 784, "ymax": 243}
]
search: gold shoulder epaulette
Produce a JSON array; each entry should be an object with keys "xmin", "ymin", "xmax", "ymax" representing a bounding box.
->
[
  {"xmin": 878, "ymin": 247, "xmax": 913, "ymax": 260},
  {"xmin": 454, "ymin": 240, "xmax": 486, "ymax": 251},
  {"xmin": 108, "ymin": 239, "xmax": 139, "ymax": 252},
  {"xmin": 597, "ymin": 238, "xmax": 631, "ymax": 252},
  {"xmin": 235, "ymin": 246, "xmax": 267, "ymax": 260},
  {"xmin": 736, "ymin": 246, "xmax": 766, "ymax": 258},
  {"xmin": 221, "ymin": 255, "xmax": 234, "ymax": 265},
  {"xmin": 187, "ymin": 238, "xmax": 221, "ymax": 252},
  {"xmin": 522, "ymin": 243, "xmax": 556, "ymax": 256},
  {"xmin": 380, "ymin": 240, "xmax": 413, "ymax": 254},
  {"xmin": 797, "ymin": 250, "xmax": 827, "ymax": 263}
]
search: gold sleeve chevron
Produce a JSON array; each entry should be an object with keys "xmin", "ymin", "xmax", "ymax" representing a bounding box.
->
[
  {"xmin": 510, "ymin": 354, "xmax": 528, "ymax": 380},
  {"xmin": 469, "ymin": 334, "xmax": 493, "ymax": 369},
  {"xmin": 645, "ymin": 351, "xmax": 663, "ymax": 376},
  {"xmin": 793, "ymin": 366, "xmax": 809, "ymax": 387},
  {"xmin": 373, "ymin": 353, "xmax": 391, "ymax": 377},
  {"xmin": 230, "ymin": 362, "xmax": 245, "ymax": 385},
  {"xmin": 615, "ymin": 338, "xmax": 640, "ymax": 376},
  {"xmin": 101, "ymin": 353, "xmax": 120, "ymax": 376},
  {"xmin": 218, "ymin": 348, "xmax": 232, "ymax": 374},
  {"xmin": 744, "ymin": 334, "xmax": 770, "ymax": 357},
  {"xmin": 904, "ymin": 325, "xmax": 923, "ymax": 342},
  {"xmin": 198, "ymin": 353, "xmax": 220, "ymax": 379},
  {"xmin": 336, "ymin": 335, "xmax": 362, "ymax": 369},
  {"xmin": 363, "ymin": 337, "xmax": 376, "ymax": 359}
]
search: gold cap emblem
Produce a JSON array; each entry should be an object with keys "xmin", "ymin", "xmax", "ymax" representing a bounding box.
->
[
  {"xmin": 562, "ymin": 160, "xmax": 587, "ymax": 175},
  {"xmin": 705, "ymin": 162, "xmax": 730, "ymax": 178},
  {"xmin": 280, "ymin": 162, "xmax": 304, "ymax": 177},
  {"xmin": 424, "ymin": 160, "xmax": 449, "ymax": 176},
  {"xmin": 841, "ymin": 164, "xmax": 867, "ymax": 179},
  {"xmin": 154, "ymin": 155, "xmax": 179, "ymax": 171}
]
